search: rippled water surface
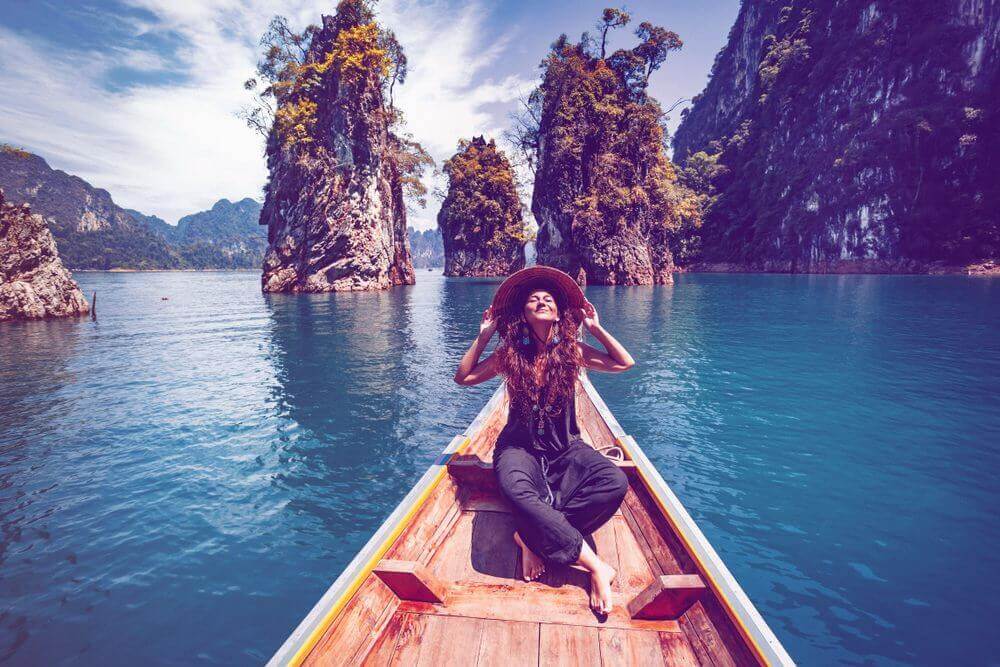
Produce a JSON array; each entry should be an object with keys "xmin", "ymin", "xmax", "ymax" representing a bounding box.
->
[{"xmin": 1, "ymin": 271, "xmax": 997, "ymax": 665}]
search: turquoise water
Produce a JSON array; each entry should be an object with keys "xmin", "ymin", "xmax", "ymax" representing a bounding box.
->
[{"xmin": 1, "ymin": 271, "xmax": 997, "ymax": 665}]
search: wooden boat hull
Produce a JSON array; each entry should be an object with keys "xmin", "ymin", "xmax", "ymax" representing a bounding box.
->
[{"xmin": 269, "ymin": 375, "xmax": 794, "ymax": 666}]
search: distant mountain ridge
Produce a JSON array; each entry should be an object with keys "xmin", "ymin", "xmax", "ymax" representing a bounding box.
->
[
  {"xmin": 131, "ymin": 198, "xmax": 266, "ymax": 269},
  {"xmin": 0, "ymin": 146, "xmax": 264, "ymax": 269},
  {"xmin": 408, "ymin": 227, "xmax": 444, "ymax": 268}
]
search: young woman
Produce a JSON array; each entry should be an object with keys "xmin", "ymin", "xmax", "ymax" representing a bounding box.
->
[{"xmin": 453, "ymin": 266, "xmax": 636, "ymax": 615}]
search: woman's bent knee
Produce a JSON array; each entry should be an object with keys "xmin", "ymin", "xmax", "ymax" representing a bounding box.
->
[
  {"xmin": 494, "ymin": 447, "xmax": 547, "ymax": 506},
  {"xmin": 607, "ymin": 465, "xmax": 628, "ymax": 500}
]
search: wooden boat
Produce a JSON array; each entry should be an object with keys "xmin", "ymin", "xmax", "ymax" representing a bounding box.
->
[{"xmin": 269, "ymin": 375, "xmax": 794, "ymax": 666}]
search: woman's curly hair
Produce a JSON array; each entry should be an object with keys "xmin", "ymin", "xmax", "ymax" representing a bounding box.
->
[{"xmin": 494, "ymin": 283, "xmax": 583, "ymax": 419}]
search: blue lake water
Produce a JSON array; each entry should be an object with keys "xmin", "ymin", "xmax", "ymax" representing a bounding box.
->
[{"xmin": 1, "ymin": 271, "xmax": 997, "ymax": 665}]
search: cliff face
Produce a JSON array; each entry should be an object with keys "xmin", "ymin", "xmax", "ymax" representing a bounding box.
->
[
  {"xmin": 438, "ymin": 137, "xmax": 525, "ymax": 277},
  {"xmin": 259, "ymin": 7, "xmax": 415, "ymax": 293},
  {"xmin": 0, "ymin": 190, "xmax": 90, "ymax": 321},
  {"xmin": 528, "ymin": 21, "xmax": 700, "ymax": 285},
  {"xmin": 673, "ymin": 0, "xmax": 999, "ymax": 269},
  {"xmin": 0, "ymin": 146, "xmax": 180, "ymax": 269}
]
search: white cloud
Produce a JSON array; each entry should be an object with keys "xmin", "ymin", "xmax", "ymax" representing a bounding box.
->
[
  {"xmin": 381, "ymin": 0, "xmax": 536, "ymax": 230},
  {"xmin": 0, "ymin": 0, "xmax": 532, "ymax": 229}
]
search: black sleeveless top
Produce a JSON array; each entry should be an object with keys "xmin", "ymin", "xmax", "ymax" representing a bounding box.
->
[{"xmin": 496, "ymin": 387, "xmax": 582, "ymax": 457}]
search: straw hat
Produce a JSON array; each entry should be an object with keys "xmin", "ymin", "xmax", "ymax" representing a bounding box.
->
[{"xmin": 490, "ymin": 265, "xmax": 587, "ymax": 322}]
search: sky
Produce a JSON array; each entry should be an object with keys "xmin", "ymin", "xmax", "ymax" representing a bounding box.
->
[{"xmin": 0, "ymin": 0, "xmax": 741, "ymax": 229}]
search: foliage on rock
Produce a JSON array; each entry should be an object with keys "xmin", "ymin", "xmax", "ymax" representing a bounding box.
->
[
  {"xmin": 513, "ymin": 7, "xmax": 701, "ymax": 285},
  {"xmin": 252, "ymin": 0, "xmax": 428, "ymax": 292},
  {"xmin": 438, "ymin": 136, "xmax": 526, "ymax": 276}
]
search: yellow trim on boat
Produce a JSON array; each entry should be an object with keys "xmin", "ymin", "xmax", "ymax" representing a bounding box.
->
[
  {"xmin": 615, "ymin": 436, "xmax": 771, "ymax": 666},
  {"xmin": 288, "ymin": 437, "xmax": 472, "ymax": 666}
]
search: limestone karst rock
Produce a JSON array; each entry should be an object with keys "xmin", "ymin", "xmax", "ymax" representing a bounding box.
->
[
  {"xmin": 0, "ymin": 189, "xmax": 90, "ymax": 321},
  {"xmin": 259, "ymin": 3, "xmax": 416, "ymax": 292},
  {"xmin": 438, "ymin": 137, "xmax": 525, "ymax": 277},
  {"xmin": 673, "ymin": 0, "xmax": 999, "ymax": 270},
  {"xmin": 526, "ymin": 18, "xmax": 700, "ymax": 285}
]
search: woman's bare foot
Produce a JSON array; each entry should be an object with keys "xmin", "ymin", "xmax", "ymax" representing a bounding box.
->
[
  {"xmin": 514, "ymin": 531, "xmax": 545, "ymax": 581},
  {"xmin": 575, "ymin": 540, "xmax": 617, "ymax": 614},
  {"xmin": 588, "ymin": 558, "xmax": 617, "ymax": 614}
]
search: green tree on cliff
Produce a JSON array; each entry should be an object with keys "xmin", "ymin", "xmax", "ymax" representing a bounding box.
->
[
  {"xmin": 512, "ymin": 7, "xmax": 701, "ymax": 283},
  {"xmin": 438, "ymin": 137, "xmax": 526, "ymax": 276},
  {"xmin": 239, "ymin": 1, "xmax": 432, "ymax": 208}
]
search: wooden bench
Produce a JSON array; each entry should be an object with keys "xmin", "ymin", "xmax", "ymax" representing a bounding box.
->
[{"xmin": 447, "ymin": 453, "xmax": 638, "ymax": 489}]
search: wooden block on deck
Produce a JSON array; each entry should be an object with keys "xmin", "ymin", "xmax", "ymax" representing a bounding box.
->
[
  {"xmin": 373, "ymin": 559, "xmax": 449, "ymax": 604},
  {"xmin": 627, "ymin": 574, "xmax": 706, "ymax": 620},
  {"xmin": 447, "ymin": 454, "xmax": 496, "ymax": 489}
]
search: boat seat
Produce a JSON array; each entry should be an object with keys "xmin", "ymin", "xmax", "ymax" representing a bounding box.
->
[{"xmin": 447, "ymin": 453, "xmax": 637, "ymax": 489}]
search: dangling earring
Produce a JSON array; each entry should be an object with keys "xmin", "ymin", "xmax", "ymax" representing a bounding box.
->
[
  {"xmin": 550, "ymin": 318, "xmax": 560, "ymax": 346},
  {"xmin": 521, "ymin": 324, "xmax": 531, "ymax": 346}
]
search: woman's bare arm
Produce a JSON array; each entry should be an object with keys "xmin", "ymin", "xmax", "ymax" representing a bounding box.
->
[
  {"xmin": 454, "ymin": 306, "xmax": 501, "ymax": 386},
  {"xmin": 575, "ymin": 301, "xmax": 635, "ymax": 373}
]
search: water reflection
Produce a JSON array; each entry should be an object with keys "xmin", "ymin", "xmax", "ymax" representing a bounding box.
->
[
  {"xmin": 0, "ymin": 272, "xmax": 997, "ymax": 665},
  {"xmin": 262, "ymin": 288, "xmax": 423, "ymax": 542}
]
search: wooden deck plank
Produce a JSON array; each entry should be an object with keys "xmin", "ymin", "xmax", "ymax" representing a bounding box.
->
[
  {"xmin": 389, "ymin": 614, "xmax": 486, "ymax": 666},
  {"xmin": 623, "ymin": 485, "xmax": 701, "ymax": 574},
  {"xmin": 598, "ymin": 628, "xmax": 667, "ymax": 666},
  {"xmin": 303, "ymin": 574, "xmax": 397, "ymax": 666},
  {"xmin": 612, "ymin": 515, "xmax": 657, "ymax": 597},
  {"xmin": 464, "ymin": 407, "xmax": 508, "ymax": 458},
  {"xmin": 697, "ymin": 595, "xmax": 761, "ymax": 666},
  {"xmin": 396, "ymin": 581, "xmax": 681, "ymax": 632},
  {"xmin": 417, "ymin": 498, "xmax": 463, "ymax": 566},
  {"xmin": 658, "ymin": 632, "xmax": 702, "ymax": 667},
  {"xmin": 387, "ymin": 613, "xmax": 427, "ymax": 665},
  {"xmin": 540, "ymin": 623, "xmax": 601, "ymax": 667},
  {"xmin": 429, "ymin": 510, "xmax": 520, "ymax": 584},
  {"xmin": 679, "ymin": 601, "xmax": 738, "ymax": 667},
  {"xmin": 359, "ymin": 610, "xmax": 406, "ymax": 666},
  {"xmin": 621, "ymin": 487, "xmax": 688, "ymax": 576},
  {"xmin": 384, "ymin": 479, "xmax": 461, "ymax": 562},
  {"xmin": 475, "ymin": 620, "xmax": 540, "ymax": 667},
  {"xmin": 575, "ymin": 384, "xmax": 617, "ymax": 451}
]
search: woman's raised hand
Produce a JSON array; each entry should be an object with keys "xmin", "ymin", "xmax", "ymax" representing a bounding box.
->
[
  {"xmin": 480, "ymin": 305, "xmax": 498, "ymax": 339},
  {"xmin": 576, "ymin": 300, "xmax": 599, "ymax": 332}
]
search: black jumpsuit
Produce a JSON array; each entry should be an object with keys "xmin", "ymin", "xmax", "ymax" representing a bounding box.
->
[{"xmin": 493, "ymin": 389, "xmax": 629, "ymax": 565}]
